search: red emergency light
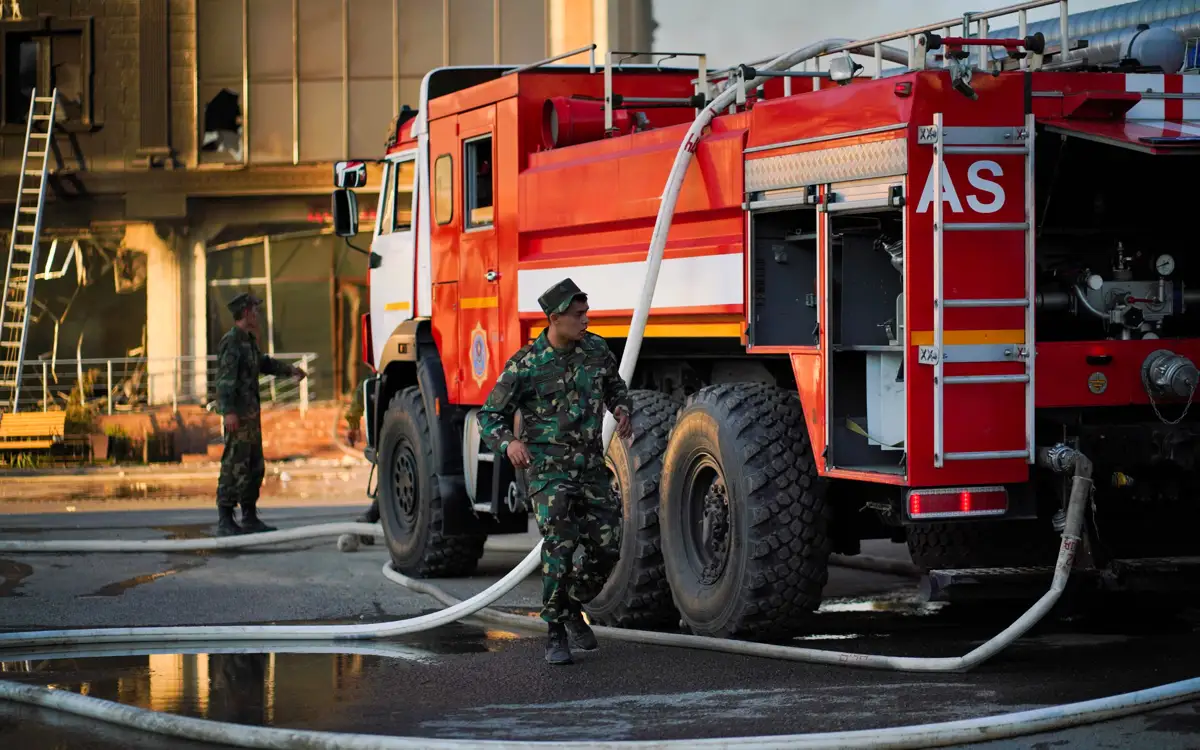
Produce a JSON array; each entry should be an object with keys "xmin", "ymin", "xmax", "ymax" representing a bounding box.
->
[{"xmin": 907, "ymin": 486, "xmax": 1008, "ymax": 520}]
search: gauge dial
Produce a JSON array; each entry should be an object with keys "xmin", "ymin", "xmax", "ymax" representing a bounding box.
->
[{"xmin": 1156, "ymin": 254, "xmax": 1176, "ymax": 276}]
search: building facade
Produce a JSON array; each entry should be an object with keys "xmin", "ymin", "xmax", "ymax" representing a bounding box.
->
[{"xmin": 0, "ymin": 0, "xmax": 654, "ymax": 408}]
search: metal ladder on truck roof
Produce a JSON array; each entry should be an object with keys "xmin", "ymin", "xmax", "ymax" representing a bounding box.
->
[
  {"xmin": 0, "ymin": 89, "xmax": 58, "ymax": 413},
  {"xmin": 925, "ymin": 112, "xmax": 1036, "ymax": 469}
]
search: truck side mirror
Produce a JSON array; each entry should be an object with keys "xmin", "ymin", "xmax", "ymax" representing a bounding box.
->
[
  {"xmin": 334, "ymin": 160, "xmax": 368, "ymax": 189},
  {"xmin": 332, "ymin": 189, "xmax": 359, "ymax": 237}
]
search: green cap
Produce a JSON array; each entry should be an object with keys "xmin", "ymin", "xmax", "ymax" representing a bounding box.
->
[
  {"xmin": 227, "ymin": 291, "xmax": 262, "ymax": 317},
  {"xmin": 537, "ymin": 278, "xmax": 586, "ymax": 316}
]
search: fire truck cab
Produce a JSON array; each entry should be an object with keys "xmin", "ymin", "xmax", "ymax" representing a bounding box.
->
[{"xmin": 332, "ymin": 2, "xmax": 1200, "ymax": 639}]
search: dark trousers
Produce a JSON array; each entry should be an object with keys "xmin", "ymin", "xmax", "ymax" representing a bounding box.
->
[
  {"xmin": 216, "ymin": 423, "xmax": 265, "ymax": 510},
  {"xmin": 530, "ymin": 477, "xmax": 622, "ymax": 624}
]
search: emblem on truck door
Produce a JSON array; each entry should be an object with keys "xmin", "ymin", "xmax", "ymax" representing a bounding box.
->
[
  {"xmin": 1087, "ymin": 372, "xmax": 1108, "ymax": 394},
  {"xmin": 470, "ymin": 323, "xmax": 489, "ymax": 386}
]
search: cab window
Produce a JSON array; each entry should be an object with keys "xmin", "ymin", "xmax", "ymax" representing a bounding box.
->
[
  {"xmin": 464, "ymin": 135, "xmax": 493, "ymax": 229},
  {"xmin": 393, "ymin": 159, "xmax": 414, "ymax": 232},
  {"xmin": 377, "ymin": 163, "xmax": 396, "ymax": 236},
  {"xmin": 434, "ymin": 154, "xmax": 453, "ymax": 225}
]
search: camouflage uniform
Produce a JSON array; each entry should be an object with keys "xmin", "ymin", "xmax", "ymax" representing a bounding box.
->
[
  {"xmin": 477, "ymin": 280, "xmax": 632, "ymax": 633},
  {"xmin": 214, "ymin": 292, "xmax": 299, "ymax": 535}
]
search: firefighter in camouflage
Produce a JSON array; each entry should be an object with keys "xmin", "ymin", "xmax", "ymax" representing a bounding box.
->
[
  {"xmin": 214, "ymin": 292, "xmax": 307, "ymax": 537},
  {"xmin": 478, "ymin": 278, "xmax": 634, "ymax": 665}
]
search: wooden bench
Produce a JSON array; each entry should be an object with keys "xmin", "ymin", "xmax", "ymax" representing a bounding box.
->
[{"xmin": 0, "ymin": 411, "xmax": 67, "ymax": 450}]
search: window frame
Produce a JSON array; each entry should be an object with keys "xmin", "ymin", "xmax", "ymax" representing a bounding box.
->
[
  {"xmin": 375, "ymin": 160, "xmax": 397, "ymax": 237},
  {"xmin": 392, "ymin": 157, "xmax": 415, "ymax": 233},
  {"xmin": 0, "ymin": 16, "xmax": 96, "ymax": 134},
  {"xmin": 433, "ymin": 153, "xmax": 453, "ymax": 226},
  {"xmin": 463, "ymin": 133, "xmax": 494, "ymax": 232}
]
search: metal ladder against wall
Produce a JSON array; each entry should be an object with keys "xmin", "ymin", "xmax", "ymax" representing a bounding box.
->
[
  {"xmin": 0, "ymin": 89, "xmax": 58, "ymax": 413},
  {"xmin": 925, "ymin": 111, "xmax": 1036, "ymax": 469}
]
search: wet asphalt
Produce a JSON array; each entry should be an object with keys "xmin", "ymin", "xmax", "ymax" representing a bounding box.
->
[{"xmin": 0, "ymin": 488, "xmax": 1197, "ymax": 749}]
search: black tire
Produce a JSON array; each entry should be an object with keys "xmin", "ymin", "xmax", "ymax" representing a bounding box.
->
[
  {"xmin": 906, "ymin": 520, "xmax": 1059, "ymax": 572},
  {"xmin": 584, "ymin": 390, "xmax": 681, "ymax": 630},
  {"xmin": 377, "ymin": 386, "xmax": 486, "ymax": 577},
  {"xmin": 659, "ymin": 383, "xmax": 832, "ymax": 640}
]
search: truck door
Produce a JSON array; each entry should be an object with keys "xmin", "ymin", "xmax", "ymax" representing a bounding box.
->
[
  {"xmin": 456, "ymin": 105, "xmax": 500, "ymax": 405},
  {"xmin": 912, "ymin": 114, "xmax": 1035, "ymax": 482},
  {"xmin": 369, "ymin": 152, "xmax": 417, "ymax": 363}
]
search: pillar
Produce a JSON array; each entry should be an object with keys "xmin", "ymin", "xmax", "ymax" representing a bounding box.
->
[
  {"xmin": 125, "ymin": 222, "xmax": 210, "ymax": 407},
  {"xmin": 181, "ymin": 236, "xmax": 209, "ymax": 403},
  {"xmin": 126, "ymin": 223, "xmax": 180, "ymax": 406}
]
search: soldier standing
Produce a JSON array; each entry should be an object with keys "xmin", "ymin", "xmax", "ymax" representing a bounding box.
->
[
  {"xmin": 214, "ymin": 292, "xmax": 307, "ymax": 537},
  {"xmin": 478, "ymin": 278, "xmax": 633, "ymax": 665}
]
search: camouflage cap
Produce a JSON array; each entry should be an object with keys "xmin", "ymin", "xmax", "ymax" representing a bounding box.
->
[
  {"xmin": 538, "ymin": 278, "xmax": 586, "ymax": 316},
  {"xmin": 227, "ymin": 291, "xmax": 262, "ymax": 316}
]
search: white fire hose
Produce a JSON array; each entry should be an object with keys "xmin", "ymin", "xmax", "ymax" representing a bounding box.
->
[{"xmin": 2, "ymin": 42, "xmax": 1199, "ymax": 748}]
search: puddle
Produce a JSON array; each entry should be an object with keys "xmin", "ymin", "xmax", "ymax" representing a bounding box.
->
[
  {"xmin": 153, "ymin": 524, "xmax": 213, "ymax": 540},
  {"xmin": 0, "ymin": 651, "xmax": 382, "ymax": 726},
  {"xmin": 0, "ymin": 559, "xmax": 33, "ymax": 597},
  {"xmin": 0, "ymin": 627, "xmax": 529, "ymax": 727},
  {"xmin": 817, "ymin": 593, "xmax": 948, "ymax": 616},
  {"xmin": 82, "ymin": 560, "xmax": 207, "ymax": 598},
  {"xmin": 0, "ymin": 472, "xmax": 369, "ymax": 507}
]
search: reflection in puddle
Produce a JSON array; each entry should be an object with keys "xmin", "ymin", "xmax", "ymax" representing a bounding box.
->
[
  {"xmin": 0, "ymin": 627, "xmax": 529, "ymax": 727},
  {"xmin": 1, "ymin": 652, "xmax": 364, "ymax": 726},
  {"xmin": 817, "ymin": 594, "xmax": 948, "ymax": 616},
  {"xmin": 0, "ymin": 559, "xmax": 33, "ymax": 597}
]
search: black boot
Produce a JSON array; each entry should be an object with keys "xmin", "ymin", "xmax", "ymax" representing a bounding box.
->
[
  {"xmin": 239, "ymin": 505, "xmax": 277, "ymax": 534},
  {"xmin": 565, "ymin": 613, "xmax": 598, "ymax": 651},
  {"xmin": 358, "ymin": 498, "xmax": 380, "ymax": 524},
  {"xmin": 545, "ymin": 622, "xmax": 573, "ymax": 665},
  {"xmin": 216, "ymin": 506, "xmax": 244, "ymax": 537}
]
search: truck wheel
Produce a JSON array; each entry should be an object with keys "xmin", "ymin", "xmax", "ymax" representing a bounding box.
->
[
  {"xmin": 659, "ymin": 383, "xmax": 832, "ymax": 640},
  {"xmin": 906, "ymin": 520, "xmax": 1058, "ymax": 572},
  {"xmin": 377, "ymin": 386, "xmax": 486, "ymax": 577},
  {"xmin": 584, "ymin": 390, "xmax": 681, "ymax": 630}
]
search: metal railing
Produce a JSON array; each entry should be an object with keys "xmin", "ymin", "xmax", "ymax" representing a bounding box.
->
[
  {"xmin": 701, "ymin": 0, "xmax": 1079, "ymax": 87},
  {"xmin": 9, "ymin": 353, "xmax": 318, "ymax": 416}
]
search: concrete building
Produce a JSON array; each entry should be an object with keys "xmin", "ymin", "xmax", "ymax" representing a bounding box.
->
[{"xmin": 0, "ymin": 0, "xmax": 654, "ymax": 410}]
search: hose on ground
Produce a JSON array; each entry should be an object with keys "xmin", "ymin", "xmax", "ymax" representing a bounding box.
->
[
  {"xmin": 0, "ymin": 441, "xmax": 1106, "ymax": 673},
  {"xmin": 1, "ymin": 675, "xmax": 1197, "ymax": 750},
  {"xmin": 0, "ymin": 444, "xmax": 1090, "ymax": 672},
  {"xmin": 1, "ymin": 435, "xmax": 1196, "ymax": 745}
]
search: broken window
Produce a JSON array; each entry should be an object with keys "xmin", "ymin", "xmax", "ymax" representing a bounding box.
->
[{"xmin": 201, "ymin": 88, "xmax": 243, "ymax": 161}]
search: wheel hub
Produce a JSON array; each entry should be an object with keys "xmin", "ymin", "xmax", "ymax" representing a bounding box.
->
[
  {"xmin": 698, "ymin": 474, "xmax": 730, "ymax": 585},
  {"xmin": 392, "ymin": 445, "xmax": 418, "ymax": 528}
]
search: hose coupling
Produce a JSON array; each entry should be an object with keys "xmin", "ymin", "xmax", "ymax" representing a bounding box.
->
[{"xmin": 1038, "ymin": 443, "xmax": 1082, "ymax": 474}]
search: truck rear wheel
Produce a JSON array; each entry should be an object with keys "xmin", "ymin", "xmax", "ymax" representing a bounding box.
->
[
  {"xmin": 659, "ymin": 383, "xmax": 832, "ymax": 640},
  {"xmin": 584, "ymin": 390, "xmax": 681, "ymax": 630},
  {"xmin": 377, "ymin": 386, "xmax": 486, "ymax": 577}
]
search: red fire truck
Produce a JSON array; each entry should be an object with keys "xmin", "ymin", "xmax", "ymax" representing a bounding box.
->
[{"xmin": 331, "ymin": 1, "xmax": 1200, "ymax": 639}]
